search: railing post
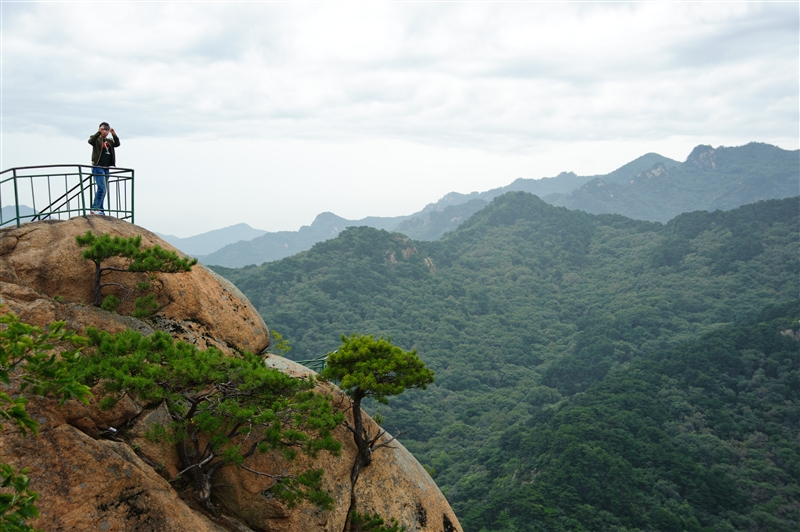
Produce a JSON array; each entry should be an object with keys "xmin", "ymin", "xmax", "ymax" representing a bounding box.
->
[
  {"xmin": 130, "ymin": 169, "xmax": 135, "ymax": 224},
  {"xmin": 79, "ymin": 166, "xmax": 87, "ymax": 217},
  {"xmin": 13, "ymin": 169, "xmax": 20, "ymax": 228}
]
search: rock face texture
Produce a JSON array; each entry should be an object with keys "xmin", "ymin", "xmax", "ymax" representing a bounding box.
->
[
  {"xmin": 0, "ymin": 216, "xmax": 269, "ymax": 355},
  {"xmin": 0, "ymin": 419, "xmax": 229, "ymax": 532},
  {"xmin": 0, "ymin": 217, "xmax": 462, "ymax": 532}
]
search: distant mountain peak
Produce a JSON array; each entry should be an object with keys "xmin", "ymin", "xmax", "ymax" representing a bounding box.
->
[
  {"xmin": 632, "ymin": 162, "xmax": 670, "ymax": 183},
  {"xmin": 686, "ymin": 145, "xmax": 717, "ymax": 169},
  {"xmin": 311, "ymin": 212, "xmax": 348, "ymax": 225},
  {"xmin": 423, "ymin": 191, "xmax": 483, "ymax": 212},
  {"xmin": 580, "ymin": 177, "xmax": 607, "ymax": 190}
]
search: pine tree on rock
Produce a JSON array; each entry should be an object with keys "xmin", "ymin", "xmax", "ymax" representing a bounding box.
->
[
  {"xmin": 322, "ymin": 335, "xmax": 434, "ymax": 531},
  {"xmin": 75, "ymin": 231, "xmax": 197, "ymax": 311}
]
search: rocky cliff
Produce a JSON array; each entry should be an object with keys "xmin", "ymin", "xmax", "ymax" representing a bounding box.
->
[{"xmin": 0, "ymin": 216, "xmax": 462, "ymax": 532}]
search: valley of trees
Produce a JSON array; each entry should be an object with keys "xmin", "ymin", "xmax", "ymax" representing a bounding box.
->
[{"xmin": 213, "ymin": 193, "xmax": 799, "ymax": 531}]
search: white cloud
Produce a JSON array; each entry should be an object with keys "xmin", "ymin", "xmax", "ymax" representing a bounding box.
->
[{"xmin": 1, "ymin": 1, "xmax": 797, "ymax": 236}]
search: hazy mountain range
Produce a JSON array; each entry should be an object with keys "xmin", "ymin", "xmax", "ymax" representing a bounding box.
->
[
  {"xmin": 1, "ymin": 205, "xmax": 37, "ymax": 227},
  {"xmin": 212, "ymin": 193, "xmax": 799, "ymax": 532},
  {"xmin": 160, "ymin": 142, "xmax": 797, "ymax": 267},
  {"xmin": 156, "ymin": 223, "xmax": 269, "ymax": 256}
]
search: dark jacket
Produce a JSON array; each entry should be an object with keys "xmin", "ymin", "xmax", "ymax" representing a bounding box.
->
[{"xmin": 88, "ymin": 131, "xmax": 121, "ymax": 166}]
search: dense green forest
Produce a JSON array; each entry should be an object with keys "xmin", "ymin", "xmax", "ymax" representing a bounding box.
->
[
  {"xmin": 213, "ymin": 193, "xmax": 799, "ymax": 531},
  {"xmin": 456, "ymin": 303, "xmax": 799, "ymax": 531}
]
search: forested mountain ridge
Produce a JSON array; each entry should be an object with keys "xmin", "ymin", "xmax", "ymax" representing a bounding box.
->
[
  {"xmin": 201, "ymin": 142, "xmax": 796, "ymax": 267},
  {"xmin": 547, "ymin": 142, "xmax": 798, "ymax": 222},
  {"xmin": 389, "ymin": 160, "xmax": 647, "ymax": 242},
  {"xmin": 213, "ymin": 193, "xmax": 799, "ymax": 531},
  {"xmin": 198, "ymin": 211, "xmax": 411, "ymax": 266}
]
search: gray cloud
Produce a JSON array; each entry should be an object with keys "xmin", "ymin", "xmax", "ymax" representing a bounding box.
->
[{"xmin": 2, "ymin": 2, "xmax": 797, "ymax": 148}]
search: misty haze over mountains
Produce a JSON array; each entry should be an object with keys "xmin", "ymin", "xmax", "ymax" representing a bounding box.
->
[{"xmin": 159, "ymin": 142, "xmax": 798, "ymax": 267}]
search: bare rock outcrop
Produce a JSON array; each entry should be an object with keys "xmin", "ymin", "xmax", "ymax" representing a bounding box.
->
[
  {"xmin": 0, "ymin": 217, "xmax": 462, "ymax": 532},
  {"xmin": 0, "ymin": 217, "xmax": 269, "ymax": 354},
  {"xmin": 0, "ymin": 403, "xmax": 229, "ymax": 532}
]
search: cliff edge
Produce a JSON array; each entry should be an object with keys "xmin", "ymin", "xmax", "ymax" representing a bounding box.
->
[{"xmin": 0, "ymin": 217, "xmax": 462, "ymax": 532}]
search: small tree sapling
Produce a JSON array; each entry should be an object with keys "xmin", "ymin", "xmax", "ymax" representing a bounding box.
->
[{"xmin": 75, "ymin": 231, "xmax": 197, "ymax": 311}]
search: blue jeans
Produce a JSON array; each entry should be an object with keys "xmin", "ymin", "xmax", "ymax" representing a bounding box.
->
[{"xmin": 91, "ymin": 167, "xmax": 109, "ymax": 213}]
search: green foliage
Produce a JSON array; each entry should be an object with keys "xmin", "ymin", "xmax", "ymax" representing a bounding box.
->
[
  {"xmin": 322, "ymin": 335, "xmax": 434, "ymax": 405},
  {"xmin": 100, "ymin": 294, "xmax": 121, "ymax": 312},
  {"xmin": 132, "ymin": 294, "xmax": 158, "ymax": 319},
  {"xmin": 0, "ymin": 312, "xmax": 91, "ymax": 433},
  {"xmin": 214, "ymin": 194, "xmax": 799, "ymax": 531},
  {"xmin": 323, "ymin": 335, "xmax": 433, "ymax": 527},
  {"xmin": 269, "ymin": 329, "xmax": 292, "ymax": 356},
  {"xmin": 73, "ymin": 328, "xmax": 343, "ymax": 511},
  {"xmin": 349, "ymin": 510, "xmax": 406, "ymax": 532},
  {"xmin": 0, "ymin": 311, "xmax": 92, "ymax": 532},
  {"xmin": 75, "ymin": 232, "xmax": 197, "ymax": 274},
  {"xmin": 75, "ymin": 231, "xmax": 143, "ymax": 264},
  {"xmin": 395, "ymin": 199, "xmax": 489, "ymax": 242},
  {"xmin": 75, "ymin": 231, "xmax": 197, "ymax": 309},
  {"xmin": 270, "ymin": 468, "xmax": 333, "ymax": 509},
  {"xmin": 0, "ymin": 464, "xmax": 39, "ymax": 532}
]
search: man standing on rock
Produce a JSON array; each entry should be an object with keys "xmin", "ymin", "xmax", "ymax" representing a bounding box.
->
[{"xmin": 88, "ymin": 122, "xmax": 120, "ymax": 215}]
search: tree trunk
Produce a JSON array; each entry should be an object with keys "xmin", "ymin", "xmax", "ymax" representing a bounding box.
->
[
  {"xmin": 343, "ymin": 392, "xmax": 371, "ymax": 532},
  {"xmin": 176, "ymin": 439, "xmax": 219, "ymax": 514},
  {"xmin": 195, "ymin": 470, "xmax": 215, "ymax": 512}
]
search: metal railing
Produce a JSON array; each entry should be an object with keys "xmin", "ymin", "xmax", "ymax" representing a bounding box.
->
[
  {"xmin": 293, "ymin": 353, "xmax": 329, "ymax": 373},
  {"xmin": 0, "ymin": 164, "xmax": 134, "ymax": 228}
]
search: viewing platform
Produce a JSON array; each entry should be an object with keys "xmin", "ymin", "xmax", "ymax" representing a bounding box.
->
[{"xmin": 0, "ymin": 164, "xmax": 134, "ymax": 227}]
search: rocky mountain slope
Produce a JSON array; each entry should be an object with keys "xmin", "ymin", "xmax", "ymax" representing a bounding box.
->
[
  {"xmin": 199, "ymin": 142, "xmax": 797, "ymax": 267},
  {"xmin": 547, "ymin": 142, "xmax": 799, "ymax": 221},
  {"xmin": 0, "ymin": 216, "xmax": 461, "ymax": 532}
]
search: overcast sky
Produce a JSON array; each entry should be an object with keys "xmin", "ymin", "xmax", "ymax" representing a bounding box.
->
[{"xmin": 1, "ymin": 1, "xmax": 797, "ymax": 237}]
